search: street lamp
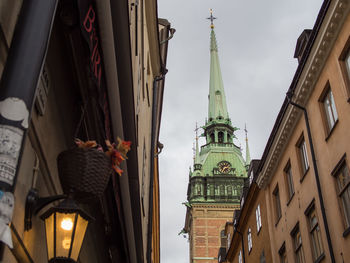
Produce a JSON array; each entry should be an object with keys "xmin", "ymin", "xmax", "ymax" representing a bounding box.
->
[{"xmin": 25, "ymin": 189, "xmax": 93, "ymax": 263}]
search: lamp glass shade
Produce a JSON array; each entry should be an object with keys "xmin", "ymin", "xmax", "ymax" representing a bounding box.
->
[
  {"xmin": 56, "ymin": 212, "xmax": 75, "ymax": 258},
  {"xmin": 44, "ymin": 213, "xmax": 55, "ymax": 260},
  {"xmin": 70, "ymin": 214, "xmax": 89, "ymax": 260}
]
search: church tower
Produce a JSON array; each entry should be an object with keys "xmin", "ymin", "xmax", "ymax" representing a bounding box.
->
[{"xmin": 183, "ymin": 10, "xmax": 249, "ymax": 263}]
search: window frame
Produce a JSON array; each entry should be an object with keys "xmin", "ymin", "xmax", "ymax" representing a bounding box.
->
[
  {"xmin": 290, "ymin": 223, "xmax": 306, "ymax": 263},
  {"xmin": 273, "ymin": 185, "xmax": 282, "ymax": 225},
  {"xmin": 338, "ymin": 35, "xmax": 350, "ymax": 102},
  {"xmin": 260, "ymin": 250, "xmax": 266, "ymax": 263},
  {"xmin": 304, "ymin": 200, "xmax": 324, "ymax": 261},
  {"xmin": 256, "ymin": 204, "xmax": 262, "ymax": 233},
  {"xmin": 238, "ymin": 250, "xmax": 242, "ymax": 263},
  {"xmin": 247, "ymin": 227, "xmax": 252, "ymax": 253},
  {"xmin": 278, "ymin": 242, "xmax": 287, "ymax": 263},
  {"xmin": 318, "ymin": 83, "xmax": 338, "ymax": 138},
  {"xmin": 296, "ymin": 134, "xmax": 310, "ymax": 181},
  {"xmin": 284, "ymin": 160, "xmax": 295, "ymax": 204},
  {"xmin": 331, "ymin": 154, "xmax": 350, "ymax": 236},
  {"xmin": 227, "ymin": 232, "xmax": 231, "ymax": 249}
]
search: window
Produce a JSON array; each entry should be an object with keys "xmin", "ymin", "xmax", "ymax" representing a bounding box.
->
[
  {"xmin": 278, "ymin": 242, "xmax": 288, "ymax": 263},
  {"xmin": 305, "ymin": 204, "xmax": 324, "ymax": 261},
  {"xmin": 291, "ymin": 224, "xmax": 305, "ymax": 263},
  {"xmin": 321, "ymin": 87, "xmax": 338, "ymax": 133},
  {"xmin": 210, "ymin": 133, "xmax": 215, "ymax": 143},
  {"xmin": 220, "ymin": 230, "xmax": 226, "ymax": 247},
  {"xmin": 256, "ymin": 204, "xmax": 262, "ymax": 232},
  {"xmin": 339, "ymin": 37, "xmax": 350, "ymax": 99},
  {"xmin": 249, "ymin": 170, "xmax": 254, "ymax": 185},
  {"xmin": 227, "ymin": 232, "xmax": 231, "ymax": 248},
  {"xmin": 247, "ymin": 228, "xmax": 252, "ymax": 252},
  {"xmin": 332, "ymin": 156, "xmax": 350, "ymax": 231},
  {"xmin": 273, "ymin": 185, "xmax": 282, "ymax": 223},
  {"xmin": 238, "ymin": 250, "xmax": 242, "ymax": 263},
  {"xmin": 297, "ymin": 136, "xmax": 309, "ymax": 176},
  {"xmin": 240, "ymin": 196, "xmax": 245, "ymax": 208},
  {"xmin": 218, "ymin": 131, "xmax": 224, "ymax": 143},
  {"xmin": 284, "ymin": 162, "xmax": 295, "ymax": 201},
  {"xmin": 260, "ymin": 250, "xmax": 266, "ymax": 263},
  {"xmin": 345, "ymin": 49, "xmax": 350, "ymax": 82}
]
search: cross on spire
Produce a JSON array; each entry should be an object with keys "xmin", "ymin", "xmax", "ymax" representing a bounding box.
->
[{"xmin": 207, "ymin": 9, "xmax": 217, "ymax": 28}]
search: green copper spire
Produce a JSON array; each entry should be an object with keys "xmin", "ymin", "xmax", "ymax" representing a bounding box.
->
[
  {"xmin": 245, "ymin": 124, "xmax": 251, "ymax": 167},
  {"xmin": 208, "ymin": 19, "xmax": 229, "ymax": 122}
]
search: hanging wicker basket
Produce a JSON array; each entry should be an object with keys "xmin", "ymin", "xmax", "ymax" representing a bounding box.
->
[{"xmin": 57, "ymin": 147, "xmax": 112, "ymax": 201}]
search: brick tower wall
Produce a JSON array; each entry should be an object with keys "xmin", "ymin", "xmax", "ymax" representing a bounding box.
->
[{"xmin": 189, "ymin": 204, "xmax": 239, "ymax": 263}]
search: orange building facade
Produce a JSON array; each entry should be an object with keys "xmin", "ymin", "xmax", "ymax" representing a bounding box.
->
[{"xmin": 222, "ymin": 0, "xmax": 350, "ymax": 262}]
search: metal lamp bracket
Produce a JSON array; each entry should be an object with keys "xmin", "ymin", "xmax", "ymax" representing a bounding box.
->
[{"xmin": 24, "ymin": 188, "xmax": 66, "ymax": 231}]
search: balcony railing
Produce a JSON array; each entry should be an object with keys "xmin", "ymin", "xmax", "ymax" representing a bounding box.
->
[{"xmin": 201, "ymin": 142, "xmax": 235, "ymax": 150}]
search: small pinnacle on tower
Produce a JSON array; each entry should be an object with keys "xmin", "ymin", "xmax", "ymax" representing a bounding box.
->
[
  {"xmin": 192, "ymin": 141, "xmax": 195, "ymax": 162},
  {"xmin": 194, "ymin": 123, "xmax": 200, "ymax": 164},
  {"xmin": 245, "ymin": 124, "xmax": 251, "ymax": 167}
]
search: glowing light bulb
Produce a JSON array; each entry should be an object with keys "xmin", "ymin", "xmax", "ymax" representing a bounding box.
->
[
  {"xmin": 61, "ymin": 218, "xmax": 73, "ymax": 231},
  {"xmin": 62, "ymin": 238, "xmax": 71, "ymax": 249}
]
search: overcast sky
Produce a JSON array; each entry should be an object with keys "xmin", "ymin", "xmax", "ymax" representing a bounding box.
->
[{"xmin": 157, "ymin": 1, "xmax": 323, "ymax": 262}]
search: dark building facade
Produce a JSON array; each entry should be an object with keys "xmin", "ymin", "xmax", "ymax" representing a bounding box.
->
[{"xmin": 0, "ymin": 0, "xmax": 172, "ymax": 262}]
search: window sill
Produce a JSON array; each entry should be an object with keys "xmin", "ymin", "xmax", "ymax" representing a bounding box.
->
[
  {"xmin": 325, "ymin": 119, "xmax": 338, "ymax": 142},
  {"xmin": 286, "ymin": 193, "xmax": 295, "ymax": 206},
  {"xmin": 300, "ymin": 168, "xmax": 310, "ymax": 183},
  {"xmin": 343, "ymin": 226, "xmax": 350, "ymax": 237},
  {"xmin": 314, "ymin": 253, "xmax": 325, "ymax": 263},
  {"xmin": 275, "ymin": 216, "xmax": 281, "ymax": 227},
  {"xmin": 257, "ymin": 227, "xmax": 262, "ymax": 236}
]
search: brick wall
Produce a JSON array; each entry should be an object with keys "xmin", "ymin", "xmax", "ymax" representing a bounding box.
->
[{"xmin": 190, "ymin": 204, "xmax": 239, "ymax": 263}]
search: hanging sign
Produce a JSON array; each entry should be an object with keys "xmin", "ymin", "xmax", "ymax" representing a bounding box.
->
[{"xmin": 77, "ymin": 0, "xmax": 111, "ymax": 140}]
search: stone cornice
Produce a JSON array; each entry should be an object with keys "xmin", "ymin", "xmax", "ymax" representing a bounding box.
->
[
  {"xmin": 257, "ymin": 0, "xmax": 349, "ymax": 189},
  {"xmin": 191, "ymin": 203, "xmax": 239, "ymax": 209}
]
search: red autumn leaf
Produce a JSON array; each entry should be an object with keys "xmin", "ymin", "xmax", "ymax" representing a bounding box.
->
[
  {"xmin": 117, "ymin": 137, "xmax": 132, "ymax": 158},
  {"xmin": 112, "ymin": 165, "xmax": 123, "ymax": 176}
]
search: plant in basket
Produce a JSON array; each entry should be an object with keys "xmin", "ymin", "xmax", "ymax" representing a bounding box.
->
[{"xmin": 57, "ymin": 138, "xmax": 131, "ymax": 201}]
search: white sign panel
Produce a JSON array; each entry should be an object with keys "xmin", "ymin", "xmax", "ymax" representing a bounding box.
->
[{"xmin": 0, "ymin": 125, "xmax": 23, "ymax": 186}]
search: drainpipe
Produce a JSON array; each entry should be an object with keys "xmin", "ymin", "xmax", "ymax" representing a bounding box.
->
[
  {"xmin": 234, "ymin": 225, "xmax": 245, "ymax": 263},
  {"xmin": 286, "ymin": 92, "xmax": 335, "ymax": 263},
  {"xmin": 146, "ymin": 68, "xmax": 168, "ymax": 263},
  {"xmin": 0, "ymin": 0, "xmax": 57, "ymax": 257},
  {"xmin": 0, "ymin": 0, "xmax": 58, "ymax": 191},
  {"xmin": 160, "ymin": 28, "xmax": 176, "ymax": 45}
]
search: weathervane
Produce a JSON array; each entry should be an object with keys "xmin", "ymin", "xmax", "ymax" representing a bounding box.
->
[
  {"xmin": 244, "ymin": 123, "xmax": 248, "ymax": 141},
  {"xmin": 207, "ymin": 9, "xmax": 217, "ymax": 28}
]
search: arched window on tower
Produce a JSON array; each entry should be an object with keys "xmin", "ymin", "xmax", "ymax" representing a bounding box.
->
[
  {"xmin": 210, "ymin": 184, "xmax": 214, "ymax": 197},
  {"xmin": 218, "ymin": 131, "xmax": 224, "ymax": 143},
  {"xmin": 210, "ymin": 133, "xmax": 215, "ymax": 143},
  {"xmin": 227, "ymin": 134, "xmax": 231, "ymax": 143},
  {"xmin": 227, "ymin": 186, "xmax": 232, "ymax": 196},
  {"xmin": 220, "ymin": 185, "xmax": 225, "ymax": 196}
]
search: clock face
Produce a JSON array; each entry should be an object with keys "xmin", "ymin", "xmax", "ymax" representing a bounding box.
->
[{"xmin": 218, "ymin": 161, "xmax": 231, "ymax": 173}]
